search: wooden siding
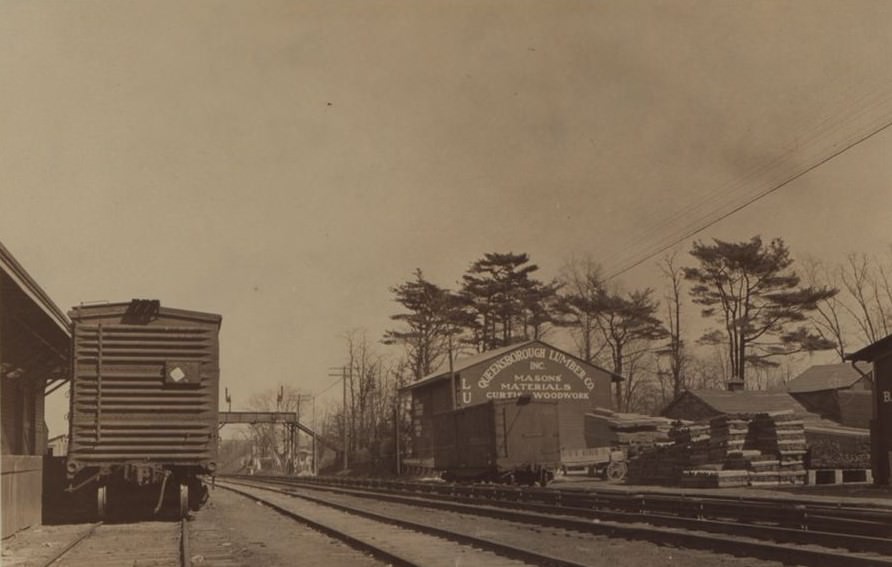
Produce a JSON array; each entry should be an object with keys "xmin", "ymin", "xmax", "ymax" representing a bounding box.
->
[{"xmin": 1, "ymin": 455, "xmax": 42, "ymax": 538}]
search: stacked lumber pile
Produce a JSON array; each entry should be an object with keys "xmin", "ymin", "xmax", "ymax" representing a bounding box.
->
[
  {"xmin": 627, "ymin": 421, "xmax": 707, "ymax": 484},
  {"xmin": 585, "ymin": 408, "xmax": 672, "ymax": 448},
  {"xmin": 631, "ymin": 413, "xmax": 809, "ymax": 487},
  {"xmin": 626, "ymin": 442, "xmax": 692, "ymax": 485},
  {"xmin": 722, "ymin": 450, "xmax": 781, "ymax": 487},
  {"xmin": 680, "ymin": 468, "xmax": 750, "ymax": 488},
  {"xmin": 629, "ymin": 410, "xmax": 866, "ymax": 487},
  {"xmin": 675, "ymin": 423, "xmax": 711, "ymax": 467},
  {"xmin": 748, "ymin": 411, "xmax": 807, "ymax": 484},
  {"xmin": 805, "ymin": 424, "xmax": 871, "ymax": 469},
  {"xmin": 707, "ymin": 415, "xmax": 748, "ymax": 462}
]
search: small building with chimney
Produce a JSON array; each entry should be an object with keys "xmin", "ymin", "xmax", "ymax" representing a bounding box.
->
[{"xmin": 660, "ymin": 387, "xmax": 813, "ymax": 423}]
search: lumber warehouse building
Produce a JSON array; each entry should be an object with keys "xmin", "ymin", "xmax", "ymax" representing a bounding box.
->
[
  {"xmin": 1, "ymin": 242, "xmax": 70, "ymax": 537},
  {"xmin": 401, "ymin": 340, "xmax": 622, "ymax": 468}
]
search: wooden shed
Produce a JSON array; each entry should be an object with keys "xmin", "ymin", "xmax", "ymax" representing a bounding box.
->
[
  {"xmin": 661, "ymin": 388, "xmax": 813, "ymax": 422},
  {"xmin": 786, "ymin": 363, "xmax": 873, "ymax": 428}
]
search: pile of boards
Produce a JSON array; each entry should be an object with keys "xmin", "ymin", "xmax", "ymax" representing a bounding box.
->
[
  {"xmin": 584, "ymin": 408, "xmax": 672, "ymax": 448},
  {"xmin": 805, "ymin": 424, "xmax": 871, "ymax": 469},
  {"xmin": 628, "ymin": 411, "xmax": 810, "ymax": 488}
]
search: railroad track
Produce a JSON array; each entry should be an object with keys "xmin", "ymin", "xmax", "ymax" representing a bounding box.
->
[
  {"xmin": 216, "ymin": 478, "xmax": 590, "ymax": 566},
  {"xmin": 38, "ymin": 518, "xmax": 190, "ymax": 567},
  {"xmin": 223, "ymin": 474, "xmax": 892, "ymax": 566}
]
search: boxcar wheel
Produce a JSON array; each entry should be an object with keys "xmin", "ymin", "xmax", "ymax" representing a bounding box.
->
[
  {"xmin": 179, "ymin": 483, "xmax": 189, "ymax": 518},
  {"xmin": 96, "ymin": 486, "xmax": 107, "ymax": 520},
  {"xmin": 606, "ymin": 461, "xmax": 627, "ymax": 481}
]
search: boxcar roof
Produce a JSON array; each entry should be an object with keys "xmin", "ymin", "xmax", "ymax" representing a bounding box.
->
[{"xmin": 68, "ymin": 300, "xmax": 222, "ymax": 326}]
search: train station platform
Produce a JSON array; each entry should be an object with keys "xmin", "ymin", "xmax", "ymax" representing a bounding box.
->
[{"xmin": 551, "ymin": 474, "xmax": 892, "ymax": 508}]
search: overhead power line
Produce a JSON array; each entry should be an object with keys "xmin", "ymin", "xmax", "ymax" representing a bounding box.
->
[{"xmin": 602, "ymin": 97, "xmax": 892, "ymax": 283}]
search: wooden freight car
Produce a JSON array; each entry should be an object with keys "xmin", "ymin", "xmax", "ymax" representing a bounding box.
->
[
  {"xmin": 432, "ymin": 398, "xmax": 560, "ymax": 485},
  {"xmin": 65, "ymin": 299, "xmax": 222, "ymax": 518}
]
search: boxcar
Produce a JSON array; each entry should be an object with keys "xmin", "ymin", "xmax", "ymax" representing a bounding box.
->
[
  {"xmin": 66, "ymin": 299, "xmax": 221, "ymax": 518},
  {"xmin": 432, "ymin": 398, "xmax": 560, "ymax": 485}
]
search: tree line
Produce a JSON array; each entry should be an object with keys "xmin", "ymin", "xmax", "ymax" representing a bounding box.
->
[{"xmin": 251, "ymin": 236, "xmax": 891, "ymax": 472}]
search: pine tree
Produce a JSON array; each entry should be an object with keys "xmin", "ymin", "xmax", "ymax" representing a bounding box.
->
[
  {"xmin": 459, "ymin": 252, "xmax": 558, "ymax": 351},
  {"xmin": 683, "ymin": 236, "xmax": 837, "ymax": 386},
  {"xmin": 383, "ymin": 269, "xmax": 470, "ymax": 380}
]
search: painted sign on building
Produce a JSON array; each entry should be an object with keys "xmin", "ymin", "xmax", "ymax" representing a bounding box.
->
[{"xmin": 456, "ymin": 345, "xmax": 598, "ymax": 406}]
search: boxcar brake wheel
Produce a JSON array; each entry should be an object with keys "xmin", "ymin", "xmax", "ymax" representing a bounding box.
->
[
  {"xmin": 97, "ymin": 485, "xmax": 107, "ymax": 519},
  {"xmin": 179, "ymin": 483, "xmax": 189, "ymax": 518}
]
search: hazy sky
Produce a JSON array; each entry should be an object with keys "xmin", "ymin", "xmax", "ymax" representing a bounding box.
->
[{"xmin": 3, "ymin": 1, "xmax": 892, "ymax": 435}]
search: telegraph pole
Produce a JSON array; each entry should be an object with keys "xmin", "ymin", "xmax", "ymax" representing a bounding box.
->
[
  {"xmin": 342, "ymin": 366, "xmax": 348, "ymax": 471},
  {"xmin": 311, "ymin": 394, "xmax": 317, "ymax": 476},
  {"xmin": 328, "ymin": 366, "xmax": 349, "ymax": 472},
  {"xmin": 448, "ymin": 333, "xmax": 456, "ymax": 409}
]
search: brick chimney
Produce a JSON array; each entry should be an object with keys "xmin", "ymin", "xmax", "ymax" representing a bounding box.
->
[{"xmin": 727, "ymin": 377, "xmax": 745, "ymax": 392}]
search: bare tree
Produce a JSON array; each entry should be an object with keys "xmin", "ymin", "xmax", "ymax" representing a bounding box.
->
[
  {"xmin": 554, "ymin": 256, "xmax": 607, "ymax": 363},
  {"xmin": 838, "ymin": 252, "xmax": 892, "ymax": 345},
  {"xmin": 594, "ymin": 286, "xmax": 668, "ymax": 411},
  {"xmin": 656, "ymin": 253, "xmax": 688, "ymax": 400},
  {"xmin": 801, "ymin": 257, "xmax": 848, "ymax": 361}
]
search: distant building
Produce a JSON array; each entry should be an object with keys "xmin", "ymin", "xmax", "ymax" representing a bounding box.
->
[
  {"xmin": 46, "ymin": 433, "xmax": 68, "ymax": 457},
  {"xmin": 785, "ymin": 363, "xmax": 872, "ymax": 428},
  {"xmin": 661, "ymin": 387, "xmax": 816, "ymax": 422}
]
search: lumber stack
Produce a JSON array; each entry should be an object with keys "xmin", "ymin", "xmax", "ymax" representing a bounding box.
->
[
  {"xmin": 585, "ymin": 408, "xmax": 672, "ymax": 448},
  {"xmin": 707, "ymin": 415, "xmax": 748, "ymax": 461},
  {"xmin": 626, "ymin": 442, "xmax": 692, "ymax": 485},
  {"xmin": 749, "ymin": 411, "xmax": 807, "ymax": 484},
  {"xmin": 680, "ymin": 468, "xmax": 750, "ymax": 488},
  {"xmin": 805, "ymin": 425, "xmax": 871, "ymax": 469}
]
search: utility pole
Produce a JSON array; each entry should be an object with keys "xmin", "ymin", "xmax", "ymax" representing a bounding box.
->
[
  {"xmin": 393, "ymin": 400, "xmax": 400, "ymax": 475},
  {"xmin": 311, "ymin": 394, "xmax": 317, "ymax": 476},
  {"xmin": 448, "ymin": 333, "xmax": 456, "ymax": 409},
  {"xmin": 328, "ymin": 366, "xmax": 349, "ymax": 472},
  {"xmin": 342, "ymin": 366, "xmax": 348, "ymax": 471}
]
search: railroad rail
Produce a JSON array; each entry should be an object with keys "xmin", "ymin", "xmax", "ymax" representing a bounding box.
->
[
  {"xmin": 38, "ymin": 518, "xmax": 190, "ymax": 567},
  {"xmin": 222, "ymin": 474, "xmax": 892, "ymax": 566},
  {"xmin": 216, "ymin": 478, "xmax": 590, "ymax": 566}
]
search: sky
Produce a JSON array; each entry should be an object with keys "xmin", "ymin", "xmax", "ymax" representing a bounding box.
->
[{"xmin": 2, "ymin": 1, "xmax": 892, "ymax": 436}]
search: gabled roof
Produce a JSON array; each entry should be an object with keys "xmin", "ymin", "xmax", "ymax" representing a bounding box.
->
[
  {"xmin": 401, "ymin": 339, "xmax": 623, "ymax": 391},
  {"xmin": 846, "ymin": 333, "xmax": 892, "ymax": 363},
  {"xmin": 0, "ymin": 240, "xmax": 70, "ymax": 336},
  {"xmin": 786, "ymin": 363, "xmax": 865, "ymax": 393},
  {"xmin": 671, "ymin": 389, "xmax": 811, "ymax": 416}
]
